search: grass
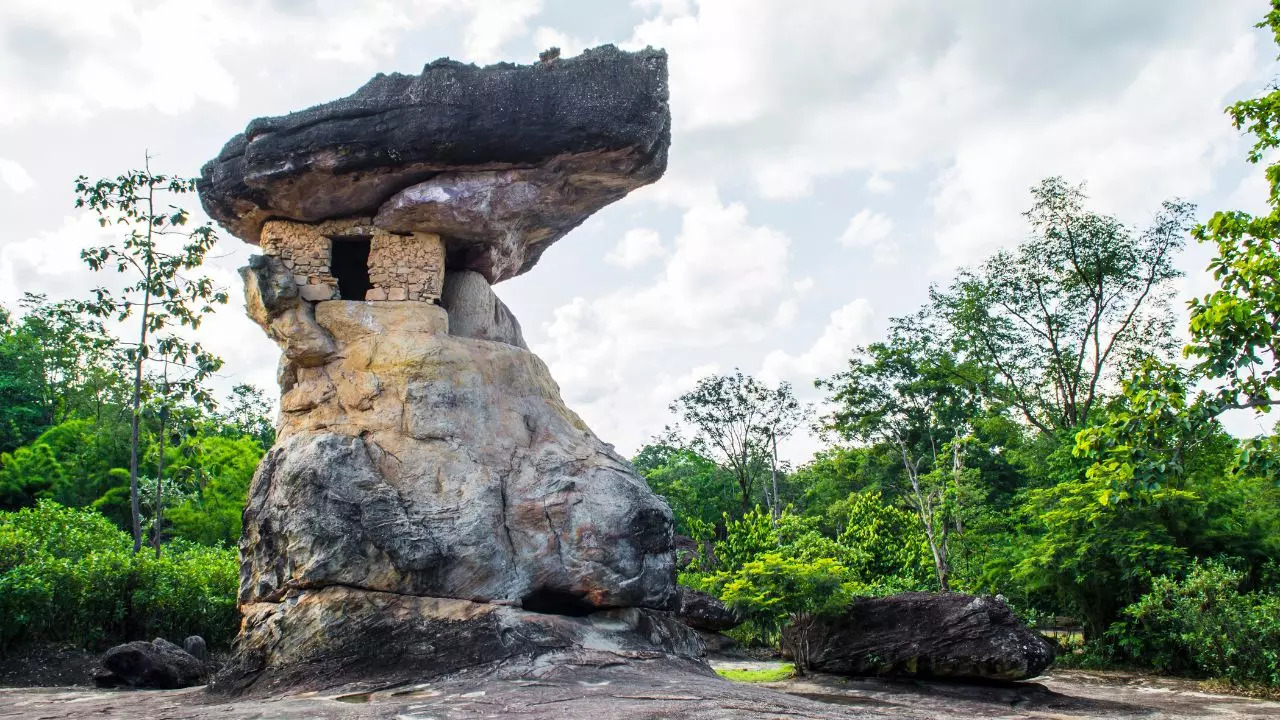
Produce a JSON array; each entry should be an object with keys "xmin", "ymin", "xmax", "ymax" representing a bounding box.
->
[{"xmin": 715, "ymin": 663, "xmax": 796, "ymax": 683}]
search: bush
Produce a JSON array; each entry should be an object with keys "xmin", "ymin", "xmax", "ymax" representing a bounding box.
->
[
  {"xmin": 0, "ymin": 501, "xmax": 238, "ymax": 653},
  {"xmin": 1107, "ymin": 560, "xmax": 1280, "ymax": 687}
]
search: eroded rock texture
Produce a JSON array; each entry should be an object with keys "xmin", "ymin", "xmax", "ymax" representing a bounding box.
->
[
  {"xmin": 199, "ymin": 45, "xmax": 669, "ymax": 283},
  {"xmin": 244, "ymin": 302, "xmax": 675, "ymax": 612},
  {"xmin": 217, "ymin": 294, "xmax": 692, "ymax": 694},
  {"xmin": 204, "ymin": 46, "xmax": 686, "ymax": 695},
  {"xmin": 787, "ymin": 592, "xmax": 1056, "ymax": 681}
]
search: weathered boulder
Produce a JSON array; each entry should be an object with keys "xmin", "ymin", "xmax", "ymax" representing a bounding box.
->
[
  {"xmin": 199, "ymin": 45, "xmax": 670, "ymax": 283},
  {"xmin": 241, "ymin": 301, "xmax": 675, "ymax": 612},
  {"xmin": 95, "ymin": 638, "xmax": 206, "ymax": 689},
  {"xmin": 183, "ymin": 636, "xmax": 208, "ymax": 663},
  {"xmin": 675, "ymin": 586, "xmax": 742, "ymax": 632},
  {"xmin": 786, "ymin": 592, "xmax": 1055, "ymax": 681},
  {"xmin": 215, "ymin": 299, "xmax": 688, "ymax": 692},
  {"xmin": 673, "ymin": 534, "xmax": 699, "ymax": 569},
  {"xmin": 440, "ymin": 269, "xmax": 527, "ymax": 348},
  {"xmin": 212, "ymin": 585, "xmax": 703, "ymax": 696},
  {"xmin": 240, "ymin": 254, "xmax": 336, "ymax": 369}
]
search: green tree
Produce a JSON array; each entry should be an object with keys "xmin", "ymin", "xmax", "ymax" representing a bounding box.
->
[
  {"xmin": 820, "ymin": 331, "xmax": 981, "ymax": 590},
  {"xmin": 933, "ymin": 177, "xmax": 1192, "ymax": 434},
  {"xmin": 699, "ymin": 553, "xmax": 852, "ymax": 674},
  {"xmin": 0, "ymin": 444, "xmax": 64, "ymax": 510},
  {"xmin": 1011, "ymin": 445, "xmax": 1195, "ymax": 639},
  {"xmin": 14, "ymin": 293, "xmax": 116, "ymax": 428},
  {"xmin": 37, "ymin": 418, "xmax": 132, "ymax": 508},
  {"xmin": 165, "ymin": 434, "xmax": 263, "ymax": 546},
  {"xmin": 75, "ymin": 159, "xmax": 228, "ymax": 553},
  {"xmin": 832, "ymin": 491, "xmax": 934, "ymax": 591},
  {"xmin": 668, "ymin": 371, "xmax": 806, "ymax": 514},
  {"xmin": 216, "ymin": 383, "xmax": 276, "ymax": 448},
  {"xmin": 633, "ymin": 443, "xmax": 737, "ymax": 538},
  {"xmin": 1185, "ymin": 4, "xmax": 1280, "ymax": 485},
  {"xmin": 0, "ymin": 306, "xmax": 49, "ymax": 454}
]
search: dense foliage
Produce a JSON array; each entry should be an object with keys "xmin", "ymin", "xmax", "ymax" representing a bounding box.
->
[
  {"xmin": 0, "ymin": 502, "xmax": 238, "ymax": 652},
  {"xmin": 0, "ymin": 167, "xmax": 270, "ymax": 654},
  {"xmin": 636, "ymin": 50, "xmax": 1280, "ymax": 681}
]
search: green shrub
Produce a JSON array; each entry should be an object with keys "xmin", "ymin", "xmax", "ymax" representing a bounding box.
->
[
  {"xmin": 0, "ymin": 501, "xmax": 239, "ymax": 653},
  {"xmin": 1107, "ymin": 560, "xmax": 1280, "ymax": 687}
]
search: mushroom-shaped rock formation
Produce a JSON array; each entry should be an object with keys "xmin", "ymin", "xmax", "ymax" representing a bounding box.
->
[
  {"xmin": 199, "ymin": 44, "xmax": 669, "ymax": 284},
  {"xmin": 202, "ymin": 47, "xmax": 697, "ymax": 697}
]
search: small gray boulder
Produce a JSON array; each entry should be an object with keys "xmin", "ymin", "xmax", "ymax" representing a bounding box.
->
[
  {"xmin": 96, "ymin": 638, "xmax": 207, "ymax": 689},
  {"xmin": 183, "ymin": 635, "xmax": 208, "ymax": 663}
]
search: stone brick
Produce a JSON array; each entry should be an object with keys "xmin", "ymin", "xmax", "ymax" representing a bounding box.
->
[{"xmin": 300, "ymin": 284, "xmax": 336, "ymax": 302}]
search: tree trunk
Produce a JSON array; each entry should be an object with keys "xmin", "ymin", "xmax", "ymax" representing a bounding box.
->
[
  {"xmin": 788, "ymin": 613, "xmax": 812, "ymax": 676},
  {"xmin": 769, "ymin": 430, "xmax": 781, "ymax": 522},
  {"xmin": 951, "ymin": 437, "xmax": 965, "ymax": 534},
  {"xmin": 126, "ymin": 181, "xmax": 156, "ymax": 555},
  {"xmin": 899, "ymin": 439, "xmax": 950, "ymax": 592},
  {"xmin": 126, "ymin": 311, "xmax": 149, "ymax": 554}
]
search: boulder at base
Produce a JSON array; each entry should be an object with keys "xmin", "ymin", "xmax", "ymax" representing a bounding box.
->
[
  {"xmin": 786, "ymin": 592, "xmax": 1055, "ymax": 681},
  {"xmin": 95, "ymin": 638, "xmax": 206, "ymax": 689},
  {"xmin": 674, "ymin": 586, "xmax": 741, "ymax": 633}
]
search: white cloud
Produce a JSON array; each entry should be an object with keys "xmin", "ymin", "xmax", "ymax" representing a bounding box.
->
[
  {"xmin": 462, "ymin": 0, "xmax": 544, "ymax": 63},
  {"xmin": 929, "ymin": 28, "xmax": 1262, "ymax": 270},
  {"xmin": 0, "ymin": 0, "xmax": 538, "ymax": 124},
  {"xmin": 0, "ymin": 159, "xmax": 34, "ymax": 194},
  {"xmin": 760, "ymin": 299, "xmax": 875, "ymax": 387},
  {"xmin": 838, "ymin": 209, "xmax": 898, "ymax": 266},
  {"xmin": 534, "ymin": 197, "xmax": 801, "ymax": 452},
  {"xmin": 605, "ymin": 228, "xmax": 666, "ymax": 268},
  {"xmin": 866, "ymin": 172, "xmax": 894, "ymax": 194}
]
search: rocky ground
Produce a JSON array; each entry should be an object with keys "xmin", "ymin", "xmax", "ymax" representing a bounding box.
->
[{"xmin": 3, "ymin": 659, "xmax": 1277, "ymax": 719}]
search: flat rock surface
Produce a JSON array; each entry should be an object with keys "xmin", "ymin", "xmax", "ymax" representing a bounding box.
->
[{"xmin": 5, "ymin": 664, "xmax": 1279, "ymax": 719}]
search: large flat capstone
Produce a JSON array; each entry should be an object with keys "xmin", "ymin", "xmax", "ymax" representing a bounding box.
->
[{"xmin": 199, "ymin": 45, "xmax": 670, "ymax": 283}]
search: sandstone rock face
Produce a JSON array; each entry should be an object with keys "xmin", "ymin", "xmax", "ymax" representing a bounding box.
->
[
  {"xmin": 245, "ymin": 300, "xmax": 676, "ymax": 613},
  {"xmin": 440, "ymin": 269, "xmax": 527, "ymax": 348},
  {"xmin": 218, "ymin": 292, "xmax": 692, "ymax": 693},
  {"xmin": 208, "ymin": 44, "xmax": 684, "ymax": 696},
  {"xmin": 199, "ymin": 45, "xmax": 670, "ymax": 283},
  {"xmin": 786, "ymin": 592, "xmax": 1056, "ymax": 681}
]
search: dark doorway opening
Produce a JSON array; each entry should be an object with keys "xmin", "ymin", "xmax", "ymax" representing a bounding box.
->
[
  {"xmin": 331, "ymin": 238, "xmax": 372, "ymax": 301},
  {"xmin": 520, "ymin": 588, "xmax": 595, "ymax": 617}
]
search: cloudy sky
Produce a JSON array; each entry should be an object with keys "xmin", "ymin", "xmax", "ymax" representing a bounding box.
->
[{"xmin": 0, "ymin": 0, "xmax": 1276, "ymax": 462}]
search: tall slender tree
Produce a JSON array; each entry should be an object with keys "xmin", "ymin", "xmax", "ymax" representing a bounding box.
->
[{"xmin": 75, "ymin": 157, "xmax": 227, "ymax": 553}]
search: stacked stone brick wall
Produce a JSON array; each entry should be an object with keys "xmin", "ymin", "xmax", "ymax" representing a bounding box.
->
[
  {"xmin": 259, "ymin": 220, "xmax": 444, "ymax": 303},
  {"xmin": 366, "ymin": 231, "xmax": 445, "ymax": 302},
  {"xmin": 260, "ymin": 220, "xmax": 340, "ymax": 301}
]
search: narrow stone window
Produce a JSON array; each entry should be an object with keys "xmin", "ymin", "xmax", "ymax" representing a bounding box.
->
[{"xmin": 331, "ymin": 238, "xmax": 372, "ymax": 301}]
